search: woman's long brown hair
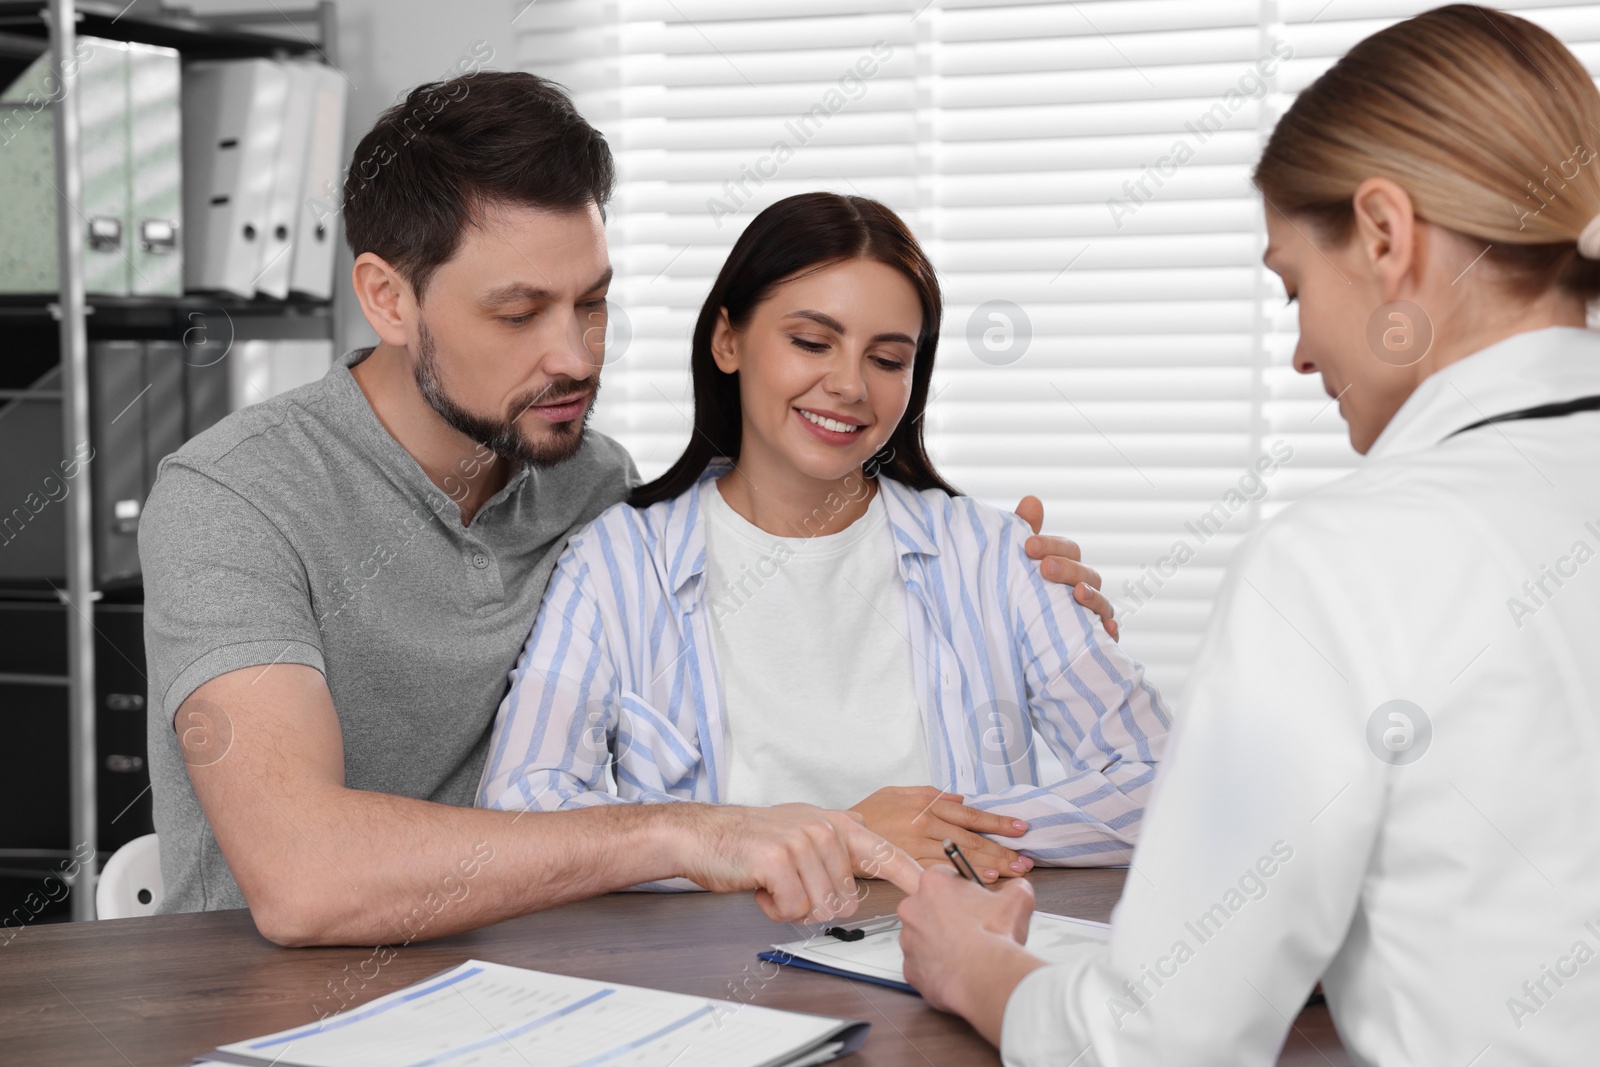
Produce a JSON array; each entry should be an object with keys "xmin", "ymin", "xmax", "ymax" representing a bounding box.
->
[{"xmin": 631, "ymin": 192, "xmax": 960, "ymax": 507}]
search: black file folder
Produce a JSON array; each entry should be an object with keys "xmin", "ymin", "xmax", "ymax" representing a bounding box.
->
[
  {"xmin": 88, "ymin": 341, "xmax": 144, "ymax": 588},
  {"xmin": 143, "ymin": 340, "xmax": 187, "ymax": 490},
  {"xmin": 183, "ymin": 348, "xmax": 231, "ymax": 440}
]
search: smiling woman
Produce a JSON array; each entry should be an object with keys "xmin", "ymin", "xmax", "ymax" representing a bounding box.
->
[
  {"xmin": 478, "ymin": 193, "xmax": 1172, "ymax": 881},
  {"xmin": 633, "ymin": 193, "xmax": 956, "ymax": 507}
]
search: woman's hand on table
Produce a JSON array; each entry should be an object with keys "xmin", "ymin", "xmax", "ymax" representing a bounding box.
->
[{"xmin": 849, "ymin": 786, "xmax": 1034, "ymax": 882}]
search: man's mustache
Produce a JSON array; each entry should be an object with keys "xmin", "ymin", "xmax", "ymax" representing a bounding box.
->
[{"xmin": 511, "ymin": 377, "xmax": 598, "ymax": 418}]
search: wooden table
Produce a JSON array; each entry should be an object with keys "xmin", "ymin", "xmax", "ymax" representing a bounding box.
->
[{"xmin": 6, "ymin": 869, "xmax": 1349, "ymax": 1065}]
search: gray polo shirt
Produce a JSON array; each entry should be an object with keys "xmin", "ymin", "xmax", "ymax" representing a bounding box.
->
[{"xmin": 140, "ymin": 347, "xmax": 635, "ymax": 912}]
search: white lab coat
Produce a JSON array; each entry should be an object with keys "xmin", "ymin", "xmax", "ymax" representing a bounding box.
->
[{"xmin": 1002, "ymin": 326, "xmax": 1600, "ymax": 1067}]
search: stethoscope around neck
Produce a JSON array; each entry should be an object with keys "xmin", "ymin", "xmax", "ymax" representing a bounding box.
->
[{"xmin": 1443, "ymin": 394, "xmax": 1600, "ymax": 439}]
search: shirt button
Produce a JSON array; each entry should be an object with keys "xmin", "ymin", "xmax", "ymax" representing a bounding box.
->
[{"xmin": 472, "ymin": 552, "xmax": 489, "ymax": 569}]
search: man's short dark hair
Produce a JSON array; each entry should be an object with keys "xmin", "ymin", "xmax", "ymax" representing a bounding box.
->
[{"xmin": 342, "ymin": 71, "xmax": 615, "ymax": 299}]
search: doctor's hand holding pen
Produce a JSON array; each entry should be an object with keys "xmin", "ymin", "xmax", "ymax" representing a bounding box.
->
[{"xmin": 899, "ymin": 864, "xmax": 1042, "ymax": 1045}]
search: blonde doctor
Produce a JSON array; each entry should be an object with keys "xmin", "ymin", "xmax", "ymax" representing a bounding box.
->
[{"xmin": 897, "ymin": 6, "xmax": 1600, "ymax": 1065}]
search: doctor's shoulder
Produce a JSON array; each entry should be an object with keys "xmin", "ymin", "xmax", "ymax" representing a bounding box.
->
[{"xmin": 1227, "ymin": 460, "xmax": 1475, "ymax": 601}]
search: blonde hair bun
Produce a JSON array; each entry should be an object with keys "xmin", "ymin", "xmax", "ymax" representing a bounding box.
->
[
  {"xmin": 1255, "ymin": 4, "xmax": 1600, "ymax": 298},
  {"xmin": 1579, "ymin": 214, "xmax": 1600, "ymax": 260}
]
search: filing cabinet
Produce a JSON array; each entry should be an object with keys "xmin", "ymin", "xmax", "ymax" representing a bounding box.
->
[{"xmin": 0, "ymin": 602, "xmax": 152, "ymax": 926}]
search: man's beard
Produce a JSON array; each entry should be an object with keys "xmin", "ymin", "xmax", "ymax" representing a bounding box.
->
[{"xmin": 413, "ymin": 316, "xmax": 598, "ymax": 469}]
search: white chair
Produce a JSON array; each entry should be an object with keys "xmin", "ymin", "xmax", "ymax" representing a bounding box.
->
[{"xmin": 96, "ymin": 833, "xmax": 164, "ymax": 919}]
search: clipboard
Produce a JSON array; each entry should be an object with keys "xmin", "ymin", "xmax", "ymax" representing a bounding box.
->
[
  {"xmin": 762, "ymin": 911, "xmax": 1112, "ymax": 997},
  {"xmin": 758, "ymin": 949, "xmax": 917, "ymax": 995}
]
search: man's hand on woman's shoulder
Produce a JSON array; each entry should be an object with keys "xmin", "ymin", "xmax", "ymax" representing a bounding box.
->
[{"xmin": 1014, "ymin": 495, "xmax": 1119, "ymax": 640}]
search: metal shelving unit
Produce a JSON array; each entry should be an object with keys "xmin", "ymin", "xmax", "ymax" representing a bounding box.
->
[
  {"xmin": 0, "ymin": 0, "xmax": 337, "ymax": 921},
  {"xmin": 51, "ymin": 0, "xmax": 96, "ymax": 925}
]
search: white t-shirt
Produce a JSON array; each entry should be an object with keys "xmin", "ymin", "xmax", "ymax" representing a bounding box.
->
[{"xmin": 703, "ymin": 479, "xmax": 931, "ymax": 810}]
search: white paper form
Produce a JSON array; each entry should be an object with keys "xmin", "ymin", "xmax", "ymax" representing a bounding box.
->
[
  {"xmin": 771, "ymin": 911, "xmax": 1112, "ymax": 986},
  {"xmin": 205, "ymin": 960, "xmax": 866, "ymax": 1067}
]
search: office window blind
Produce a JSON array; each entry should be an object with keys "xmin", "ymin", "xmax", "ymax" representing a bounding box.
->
[{"xmin": 514, "ymin": 0, "xmax": 1600, "ymax": 693}]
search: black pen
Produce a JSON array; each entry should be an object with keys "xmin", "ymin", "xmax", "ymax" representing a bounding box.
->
[{"xmin": 942, "ymin": 839, "xmax": 990, "ymax": 888}]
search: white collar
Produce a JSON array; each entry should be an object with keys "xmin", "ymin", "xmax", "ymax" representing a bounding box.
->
[{"xmin": 1366, "ymin": 326, "xmax": 1600, "ymax": 459}]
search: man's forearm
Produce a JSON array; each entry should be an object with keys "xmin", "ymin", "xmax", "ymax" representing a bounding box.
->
[
  {"xmin": 184, "ymin": 665, "xmax": 908, "ymax": 945},
  {"xmin": 181, "ymin": 665, "xmax": 731, "ymax": 946},
  {"xmin": 246, "ymin": 785, "xmax": 704, "ymax": 946}
]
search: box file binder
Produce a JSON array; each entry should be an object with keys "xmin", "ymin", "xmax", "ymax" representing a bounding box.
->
[
  {"xmin": 125, "ymin": 43, "xmax": 183, "ymax": 297},
  {"xmin": 288, "ymin": 61, "xmax": 346, "ymax": 299},
  {"xmin": 230, "ymin": 339, "xmax": 333, "ymax": 410},
  {"xmin": 143, "ymin": 341, "xmax": 187, "ymax": 491},
  {"xmin": 255, "ymin": 62, "xmax": 315, "ymax": 299},
  {"xmin": 272, "ymin": 340, "xmax": 334, "ymax": 396},
  {"xmin": 0, "ymin": 366, "xmax": 68, "ymax": 584},
  {"xmin": 88, "ymin": 341, "xmax": 145, "ymax": 587},
  {"xmin": 74, "ymin": 39, "xmax": 129, "ymax": 296},
  {"xmin": 0, "ymin": 43, "xmax": 60, "ymax": 293},
  {"xmin": 229, "ymin": 339, "xmax": 270, "ymax": 410},
  {"xmin": 0, "ymin": 37, "xmax": 165, "ymax": 296},
  {"xmin": 182, "ymin": 59, "xmax": 288, "ymax": 297},
  {"xmin": 184, "ymin": 351, "xmax": 231, "ymax": 440},
  {"xmin": 0, "ymin": 340, "xmax": 189, "ymax": 588}
]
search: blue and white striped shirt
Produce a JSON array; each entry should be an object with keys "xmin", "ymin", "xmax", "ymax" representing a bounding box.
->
[{"xmin": 478, "ymin": 466, "xmax": 1172, "ymax": 864}]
